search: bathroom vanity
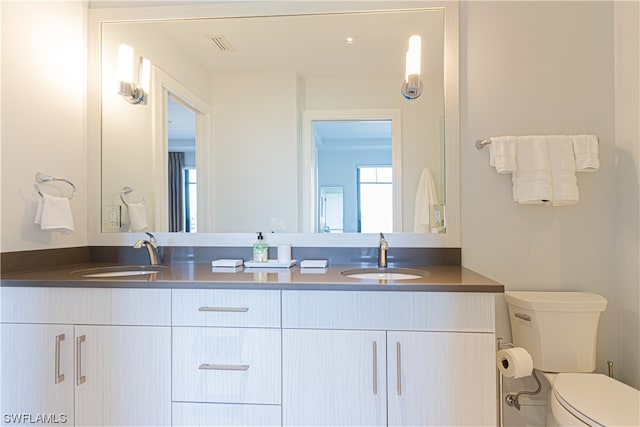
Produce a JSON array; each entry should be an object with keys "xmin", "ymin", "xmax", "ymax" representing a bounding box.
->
[{"xmin": 1, "ymin": 265, "xmax": 501, "ymax": 427}]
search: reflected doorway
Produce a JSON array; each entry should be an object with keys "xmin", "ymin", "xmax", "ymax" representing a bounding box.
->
[{"xmin": 167, "ymin": 95, "xmax": 197, "ymax": 232}]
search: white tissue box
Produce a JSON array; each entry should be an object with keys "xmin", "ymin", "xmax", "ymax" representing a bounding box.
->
[
  {"xmin": 211, "ymin": 259, "xmax": 243, "ymax": 267},
  {"xmin": 300, "ymin": 259, "xmax": 328, "ymax": 268}
]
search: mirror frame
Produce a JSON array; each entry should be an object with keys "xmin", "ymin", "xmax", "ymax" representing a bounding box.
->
[{"xmin": 87, "ymin": 1, "xmax": 459, "ymax": 248}]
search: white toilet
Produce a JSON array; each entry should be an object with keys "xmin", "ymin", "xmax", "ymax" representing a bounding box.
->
[{"xmin": 505, "ymin": 291, "xmax": 640, "ymax": 427}]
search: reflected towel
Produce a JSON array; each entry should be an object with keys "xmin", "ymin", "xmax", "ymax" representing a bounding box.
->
[
  {"xmin": 547, "ymin": 135, "xmax": 579, "ymax": 206},
  {"xmin": 414, "ymin": 168, "xmax": 440, "ymax": 232},
  {"xmin": 34, "ymin": 194, "xmax": 74, "ymax": 234},
  {"xmin": 512, "ymin": 136, "xmax": 552, "ymax": 204},
  {"xmin": 572, "ymin": 134, "xmax": 599, "ymax": 171},
  {"xmin": 489, "ymin": 136, "xmax": 518, "ymax": 173},
  {"xmin": 127, "ymin": 202, "xmax": 149, "ymax": 232}
]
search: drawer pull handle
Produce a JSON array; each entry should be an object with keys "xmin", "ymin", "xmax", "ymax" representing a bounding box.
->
[
  {"xmin": 199, "ymin": 363, "xmax": 250, "ymax": 371},
  {"xmin": 396, "ymin": 341, "xmax": 402, "ymax": 396},
  {"xmin": 55, "ymin": 334, "xmax": 65, "ymax": 384},
  {"xmin": 198, "ymin": 307, "xmax": 249, "ymax": 313},
  {"xmin": 514, "ymin": 312, "xmax": 531, "ymax": 322},
  {"xmin": 76, "ymin": 335, "xmax": 86, "ymax": 385},
  {"xmin": 372, "ymin": 341, "xmax": 378, "ymax": 395}
]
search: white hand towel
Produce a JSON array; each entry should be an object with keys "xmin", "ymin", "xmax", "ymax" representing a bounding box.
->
[
  {"xmin": 546, "ymin": 135, "xmax": 579, "ymax": 206},
  {"xmin": 489, "ymin": 136, "xmax": 518, "ymax": 173},
  {"xmin": 512, "ymin": 136, "xmax": 552, "ymax": 204},
  {"xmin": 127, "ymin": 202, "xmax": 149, "ymax": 232},
  {"xmin": 414, "ymin": 168, "xmax": 440, "ymax": 232},
  {"xmin": 572, "ymin": 134, "xmax": 599, "ymax": 171},
  {"xmin": 34, "ymin": 194, "xmax": 75, "ymax": 234}
]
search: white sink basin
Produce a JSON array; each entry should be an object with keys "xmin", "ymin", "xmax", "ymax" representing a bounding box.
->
[
  {"xmin": 340, "ymin": 268, "xmax": 428, "ymax": 281},
  {"xmin": 72, "ymin": 265, "xmax": 167, "ymax": 278}
]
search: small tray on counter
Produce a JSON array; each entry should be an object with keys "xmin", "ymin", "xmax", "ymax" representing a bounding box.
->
[{"xmin": 243, "ymin": 260, "xmax": 297, "ymax": 268}]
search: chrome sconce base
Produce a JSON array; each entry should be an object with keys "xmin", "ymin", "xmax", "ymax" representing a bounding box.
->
[
  {"xmin": 119, "ymin": 81, "xmax": 147, "ymax": 104},
  {"xmin": 401, "ymin": 74, "xmax": 423, "ymax": 100}
]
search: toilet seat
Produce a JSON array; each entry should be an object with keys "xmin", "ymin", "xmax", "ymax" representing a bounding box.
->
[{"xmin": 552, "ymin": 373, "xmax": 640, "ymax": 427}]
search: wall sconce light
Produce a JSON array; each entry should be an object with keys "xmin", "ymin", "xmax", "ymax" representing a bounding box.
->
[
  {"xmin": 117, "ymin": 44, "xmax": 150, "ymax": 104},
  {"xmin": 401, "ymin": 35, "xmax": 423, "ymax": 100}
]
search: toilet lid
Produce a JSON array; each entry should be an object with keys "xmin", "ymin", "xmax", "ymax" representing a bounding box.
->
[{"xmin": 553, "ymin": 373, "xmax": 640, "ymax": 427}]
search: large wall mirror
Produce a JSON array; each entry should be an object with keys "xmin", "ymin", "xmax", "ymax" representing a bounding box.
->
[{"xmin": 89, "ymin": 1, "xmax": 459, "ymax": 247}]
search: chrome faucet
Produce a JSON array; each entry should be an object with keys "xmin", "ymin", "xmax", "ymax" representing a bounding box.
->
[
  {"xmin": 378, "ymin": 233, "xmax": 388, "ymax": 268},
  {"xmin": 134, "ymin": 232, "xmax": 160, "ymax": 265}
]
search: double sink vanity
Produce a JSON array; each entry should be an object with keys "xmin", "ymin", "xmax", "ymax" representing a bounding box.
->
[
  {"xmin": 0, "ymin": 1, "xmax": 505, "ymax": 425},
  {"xmin": 1, "ymin": 258, "xmax": 502, "ymax": 427}
]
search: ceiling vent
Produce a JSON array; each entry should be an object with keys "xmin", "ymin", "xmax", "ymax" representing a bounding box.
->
[{"xmin": 209, "ymin": 35, "xmax": 235, "ymax": 52}]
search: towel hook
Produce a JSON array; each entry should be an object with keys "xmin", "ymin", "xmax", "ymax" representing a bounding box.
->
[
  {"xmin": 120, "ymin": 186, "xmax": 145, "ymax": 206},
  {"xmin": 34, "ymin": 172, "xmax": 77, "ymax": 199}
]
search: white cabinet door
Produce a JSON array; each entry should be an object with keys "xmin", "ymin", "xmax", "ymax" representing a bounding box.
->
[
  {"xmin": 283, "ymin": 329, "xmax": 387, "ymax": 427},
  {"xmin": 1, "ymin": 324, "xmax": 74, "ymax": 426},
  {"xmin": 74, "ymin": 325, "xmax": 171, "ymax": 427},
  {"xmin": 387, "ymin": 331, "xmax": 496, "ymax": 427}
]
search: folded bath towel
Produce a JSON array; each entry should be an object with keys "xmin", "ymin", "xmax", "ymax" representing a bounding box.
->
[
  {"xmin": 512, "ymin": 136, "xmax": 552, "ymax": 204},
  {"xmin": 572, "ymin": 135, "xmax": 599, "ymax": 171},
  {"xmin": 547, "ymin": 135, "xmax": 579, "ymax": 206},
  {"xmin": 127, "ymin": 202, "xmax": 149, "ymax": 232},
  {"xmin": 489, "ymin": 136, "xmax": 518, "ymax": 174},
  {"xmin": 414, "ymin": 168, "xmax": 440, "ymax": 232},
  {"xmin": 34, "ymin": 194, "xmax": 75, "ymax": 234}
]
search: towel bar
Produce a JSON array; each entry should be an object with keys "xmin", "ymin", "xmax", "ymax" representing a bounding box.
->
[
  {"xmin": 476, "ymin": 135, "xmax": 599, "ymax": 150},
  {"xmin": 34, "ymin": 172, "xmax": 77, "ymax": 199},
  {"xmin": 476, "ymin": 139, "xmax": 491, "ymax": 149}
]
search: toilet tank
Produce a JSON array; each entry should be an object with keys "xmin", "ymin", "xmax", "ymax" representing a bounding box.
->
[{"xmin": 505, "ymin": 292, "xmax": 607, "ymax": 373}]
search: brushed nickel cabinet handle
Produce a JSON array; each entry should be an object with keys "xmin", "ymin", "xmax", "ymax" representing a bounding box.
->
[
  {"xmin": 198, "ymin": 363, "xmax": 250, "ymax": 371},
  {"xmin": 55, "ymin": 334, "xmax": 65, "ymax": 384},
  {"xmin": 372, "ymin": 341, "xmax": 378, "ymax": 395},
  {"xmin": 396, "ymin": 341, "xmax": 402, "ymax": 396},
  {"xmin": 76, "ymin": 335, "xmax": 86, "ymax": 385},
  {"xmin": 198, "ymin": 307, "xmax": 249, "ymax": 313}
]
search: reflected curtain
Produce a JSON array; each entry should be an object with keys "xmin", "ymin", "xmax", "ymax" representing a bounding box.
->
[{"xmin": 168, "ymin": 152, "xmax": 185, "ymax": 232}]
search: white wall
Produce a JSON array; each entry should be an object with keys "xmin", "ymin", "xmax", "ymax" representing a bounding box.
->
[
  {"xmin": 1, "ymin": 1, "xmax": 88, "ymax": 252},
  {"xmin": 613, "ymin": 0, "xmax": 640, "ymax": 390},
  {"xmin": 460, "ymin": 1, "xmax": 638, "ymax": 425},
  {"xmin": 210, "ymin": 71, "xmax": 300, "ymax": 233}
]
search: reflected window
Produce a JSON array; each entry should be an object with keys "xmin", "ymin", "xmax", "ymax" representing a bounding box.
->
[{"xmin": 357, "ymin": 166, "xmax": 392, "ymax": 233}]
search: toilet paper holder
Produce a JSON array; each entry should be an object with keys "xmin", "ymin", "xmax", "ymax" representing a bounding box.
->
[{"xmin": 497, "ymin": 338, "xmax": 542, "ymax": 412}]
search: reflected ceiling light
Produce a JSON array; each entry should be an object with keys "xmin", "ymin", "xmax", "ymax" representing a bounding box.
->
[
  {"xmin": 117, "ymin": 44, "xmax": 150, "ymax": 105},
  {"xmin": 345, "ymin": 36, "xmax": 355, "ymax": 44},
  {"xmin": 401, "ymin": 35, "xmax": 423, "ymax": 100}
]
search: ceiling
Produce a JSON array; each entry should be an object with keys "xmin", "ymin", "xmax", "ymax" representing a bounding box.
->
[{"xmin": 138, "ymin": 8, "xmax": 440, "ymax": 146}]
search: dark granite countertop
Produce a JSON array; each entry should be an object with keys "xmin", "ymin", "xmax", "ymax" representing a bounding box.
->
[{"xmin": 1, "ymin": 263, "xmax": 503, "ymax": 293}]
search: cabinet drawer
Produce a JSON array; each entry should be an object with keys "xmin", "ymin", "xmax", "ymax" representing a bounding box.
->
[
  {"xmin": 172, "ymin": 402, "xmax": 281, "ymax": 427},
  {"xmin": 172, "ymin": 327, "xmax": 281, "ymax": 404},
  {"xmin": 283, "ymin": 291, "xmax": 495, "ymax": 332},
  {"xmin": 0, "ymin": 287, "xmax": 171, "ymax": 326},
  {"xmin": 172, "ymin": 289, "xmax": 280, "ymax": 327}
]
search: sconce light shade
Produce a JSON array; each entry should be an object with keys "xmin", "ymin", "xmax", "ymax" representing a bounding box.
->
[
  {"xmin": 117, "ymin": 44, "xmax": 149, "ymax": 105},
  {"xmin": 401, "ymin": 35, "xmax": 423, "ymax": 100}
]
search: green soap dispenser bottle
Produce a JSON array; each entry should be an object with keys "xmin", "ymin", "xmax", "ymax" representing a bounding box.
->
[{"xmin": 253, "ymin": 232, "xmax": 268, "ymax": 262}]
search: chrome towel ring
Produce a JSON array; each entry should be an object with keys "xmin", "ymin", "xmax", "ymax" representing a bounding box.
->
[{"xmin": 34, "ymin": 172, "xmax": 77, "ymax": 199}]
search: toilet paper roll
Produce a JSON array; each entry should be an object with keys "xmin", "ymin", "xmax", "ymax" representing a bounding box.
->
[{"xmin": 497, "ymin": 347, "xmax": 533, "ymax": 378}]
